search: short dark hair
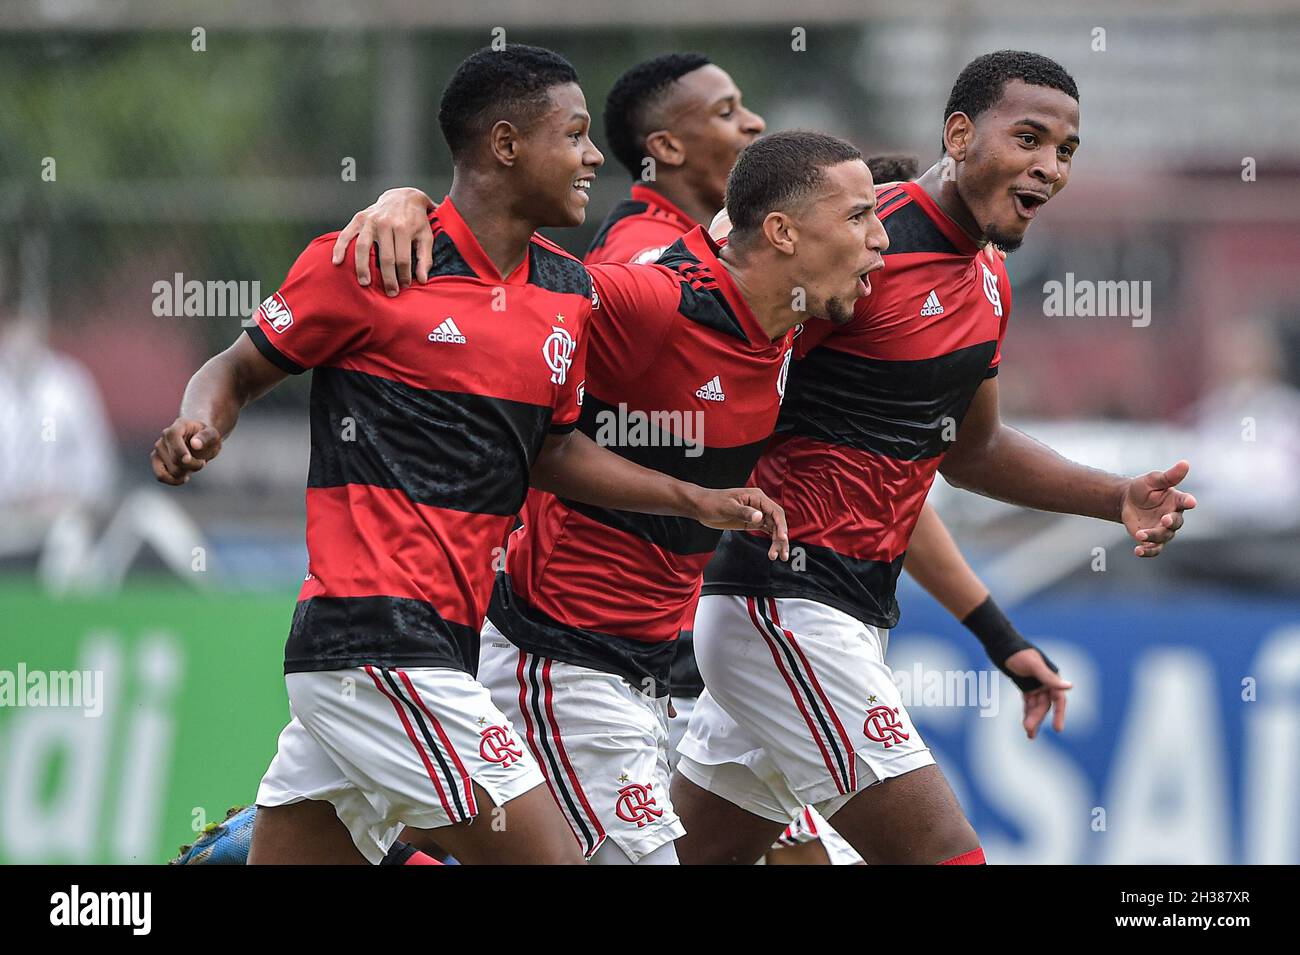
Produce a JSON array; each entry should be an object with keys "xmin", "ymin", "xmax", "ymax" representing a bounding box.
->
[
  {"xmin": 944, "ymin": 50, "xmax": 1078, "ymax": 129},
  {"xmin": 438, "ymin": 45, "xmax": 580, "ymax": 161},
  {"xmin": 725, "ymin": 131, "xmax": 862, "ymax": 234},
  {"xmin": 865, "ymin": 153, "xmax": 919, "ymax": 183},
  {"xmin": 603, "ymin": 53, "xmax": 712, "ymax": 178}
]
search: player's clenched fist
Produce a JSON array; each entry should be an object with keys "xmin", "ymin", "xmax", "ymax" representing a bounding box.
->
[
  {"xmin": 691, "ymin": 486, "xmax": 790, "ymax": 561},
  {"xmin": 152, "ymin": 418, "xmax": 222, "ymax": 485}
]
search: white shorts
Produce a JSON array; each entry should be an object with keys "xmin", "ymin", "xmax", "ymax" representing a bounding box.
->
[
  {"xmin": 677, "ymin": 594, "xmax": 935, "ymax": 823},
  {"xmin": 775, "ymin": 806, "xmax": 865, "ymax": 865},
  {"xmin": 479, "ymin": 622, "xmax": 686, "ymax": 862},
  {"xmin": 256, "ymin": 665, "xmax": 544, "ymax": 863}
]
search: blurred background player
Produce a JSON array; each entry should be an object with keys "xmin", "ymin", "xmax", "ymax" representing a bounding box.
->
[{"xmin": 672, "ymin": 50, "xmax": 1196, "ymax": 865}]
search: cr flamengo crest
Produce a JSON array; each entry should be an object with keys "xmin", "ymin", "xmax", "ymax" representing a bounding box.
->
[
  {"xmin": 478, "ymin": 725, "xmax": 524, "ymax": 766},
  {"xmin": 863, "ymin": 704, "xmax": 910, "ymax": 749},
  {"xmin": 543, "ymin": 325, "xmax": 576, "ymax": 385},
  {"xmin": 614, "ymin": 782, "xmax": 663, "ymax": 828}
]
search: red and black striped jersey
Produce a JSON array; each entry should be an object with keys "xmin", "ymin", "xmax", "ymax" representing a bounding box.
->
[
  {"xmin": 704, "ymin": 180, "xmax": 1012, "ymax": 629},
  {"xmin": 489, "ymin": 226, "xmax": 794, "ymax": 696},
  {"xmin": 583, "ymin": 184, "xmax": 697, "ymax": 266},
  {"xmin": 245, "ymin": 196, "xmax": 592, "ymax": 675}
]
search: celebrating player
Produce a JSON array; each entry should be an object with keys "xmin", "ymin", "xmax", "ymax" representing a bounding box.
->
[
  {"xmin": 670, "ymin": 50, "xmax": 1195, "ymax": 865},
  {"xmin": 151, "ymin": 45, "xmax": 788, "ymax": 865}
]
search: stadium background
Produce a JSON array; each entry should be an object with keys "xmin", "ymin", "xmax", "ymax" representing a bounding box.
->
[{"xmin": 2, "ymin": 1, "xmax": 1298, "ymax": 863}]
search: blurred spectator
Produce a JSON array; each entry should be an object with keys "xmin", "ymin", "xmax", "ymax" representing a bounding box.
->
[
  {"xmin": 1191, "ymin": 317, "xmax": 1300, "ymax": 528},
  {"xmin": 0, "ymin": 310, "xmax": 118, "ymax": 555}
]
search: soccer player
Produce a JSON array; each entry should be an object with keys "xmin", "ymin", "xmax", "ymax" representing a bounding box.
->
[
  {"xmin": 670, "ymin": 51, "xmax": 1195, "ymax": 865},
  {"xmin": 584, "ymin": 53, "xmax": 765, "ymax": 265},
  {"xmin": 150, "ymin": 45, "xmax": 788, "ymax": 866}
]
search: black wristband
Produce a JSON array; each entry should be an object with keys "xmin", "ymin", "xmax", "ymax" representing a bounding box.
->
[{"xmin": 961, "ymin": 595, "xmax": 1057, "ymax": 692}]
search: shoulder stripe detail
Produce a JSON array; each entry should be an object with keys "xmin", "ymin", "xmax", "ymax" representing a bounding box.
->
[
  {"xmin": 875, "ymin": 184, "xmax": 905, "ymax": 205},
  {"xmin": 527, "ymin": 239, "xmax": 592, "ymax": 296},
  {"xmin": 880, "ymin": 199, "xmax": 961, "ymax": 256},
  {"xmin": 656, "ymin": 238, "xmax": 748, "ymax": 342},
  {"xmin": 876, "ymin": 191, "xmax": 912, "ymax": 220}
]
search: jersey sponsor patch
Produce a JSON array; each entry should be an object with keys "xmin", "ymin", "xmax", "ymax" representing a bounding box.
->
[{"xmin": 258, "ymin": 292, "xmax": 294, "ymax": 333}]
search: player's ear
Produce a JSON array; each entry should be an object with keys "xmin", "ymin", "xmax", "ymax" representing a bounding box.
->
[
  {"xmin": 489, "ymin": 119, "xmax": 522, "ymax": 167},
  {"xmin": 644, "ymin": 129, "xmax": 687, "ymax": 169},
  {"xmin": 943, "ymin": 112, "xmax": 971, "ymax": 162},
  {"xmin": 761, "ymin": 211, "xmax": 796, "ymax": 255}
]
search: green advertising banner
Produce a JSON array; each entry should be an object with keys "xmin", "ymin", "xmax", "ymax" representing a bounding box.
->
[{"xmin": 0, "ymin": 581, "xmax": 296, "ymax": 863}]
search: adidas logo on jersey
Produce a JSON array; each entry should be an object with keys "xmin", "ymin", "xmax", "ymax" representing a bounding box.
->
[
  {"xmin": 428, "ymin": 317, "xmax": 467, "ymax": 344},
  {"xmin": 920, "ymin": 290, "xmax": 944, "ymax": 317},
  {"xmin": 695, "ymin": 376, "xmax": 726, "ymax": 401}
]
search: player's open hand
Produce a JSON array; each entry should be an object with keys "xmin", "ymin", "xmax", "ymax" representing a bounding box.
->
[
  {"xmin": 331, "ymin": 187, "xmax": 435, "ymax": 296},
  {"xmin": 1120, "ymin": 459, "xmax": 1197, "ymax": 557},
  {"xmin": 691, "ymin": 486, "xmax": 789, "ymax": 560},
  {"xmin": 151, "ymin": 418, "xmax": 222, "ymax": 486},
  {"xmin": 1004, "ymin": 648, "xmax": 1072, "ymax": 739}
]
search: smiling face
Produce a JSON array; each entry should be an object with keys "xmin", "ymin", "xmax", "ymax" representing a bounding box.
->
[
  {"xmin": 655, "ymin": 65, "xmax": 766, "ymax": 210},
  {"xmin": 784, "ymin": 159, "xmax": 888, "ymax": 327},
  {"xmin": 513, "ymin": 82, "xmax": 605, "ymax": 227},
  {"xmin": 949, "ymin": 78, "xmax": 1080, "ymax": 250}
]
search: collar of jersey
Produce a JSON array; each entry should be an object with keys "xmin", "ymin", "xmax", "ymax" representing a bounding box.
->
[
  {"xmin": 629, "ymin": 184, "xmax": 695, "ymax": 232},
  {"xmin": 680, "ymin": 225, "xmax": 774, "ymax": 348},
  {"xmin": 896, "ymin": 181, "xmax": 982, "ymax": 257},
  {"xmin": 434, "ymin": 195, "xmax": 533, "ymax": 285}
]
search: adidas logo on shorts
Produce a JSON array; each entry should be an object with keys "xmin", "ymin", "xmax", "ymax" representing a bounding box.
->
[
  {"xmin": 428, "ymin": 317, "xmax": 467, "ymax": 344},
  {"xmin": 695, "ymin": 375, "xmax": 726, "ymax": 401},
  {"xmin": 920, "ymin": 290, "xmax": 944, "ymax": 317}
]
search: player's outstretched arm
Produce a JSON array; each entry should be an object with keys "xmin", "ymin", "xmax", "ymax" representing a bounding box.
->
[
  {"xmin": 906, "ymin": 503, "xmax": 1071, "ymax": 738},
  {"xmin": 151, "ymin": 334, "xmax": 289, "ymax": 486},
  {"xmin": 531, "ymin": 430, "xmax": 790, "ymax": 560},
  {"xmin": 939, "ymin": 377, "xmax": 1196, "ymax": 558},
  {"xmin": 330, "ymin": 187, "xmax": 435, "ymax": 295}
]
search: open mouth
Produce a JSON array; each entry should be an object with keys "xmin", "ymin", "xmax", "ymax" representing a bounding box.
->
[
  {"xmin": 572, "ymin": 176, "xmax": 593, "ymax": 201},
  {"xmin": 1013, "ymin": 190, "xmax": 1050, "ymax": 219},
  {"xmin": 855, "ymin": 259, "xmax": 885, "ymax": 297}
]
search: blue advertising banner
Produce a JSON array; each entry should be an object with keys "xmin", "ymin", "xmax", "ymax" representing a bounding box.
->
[{"xmin": 888, "ymin": 593, "xmax": 1300, "ymax": 864}]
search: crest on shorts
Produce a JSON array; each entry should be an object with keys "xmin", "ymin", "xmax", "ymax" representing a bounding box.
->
[
  {"xmin": 863, "ymin": 704, "xmax": 910, "ymax": 749},
  {"xmin": 614, "ymin": 782, "xmax": 663, "ymax": 828},
  {"xmin": 478, "ymin": 725, "xmax": 524, "ymax": 766}
]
